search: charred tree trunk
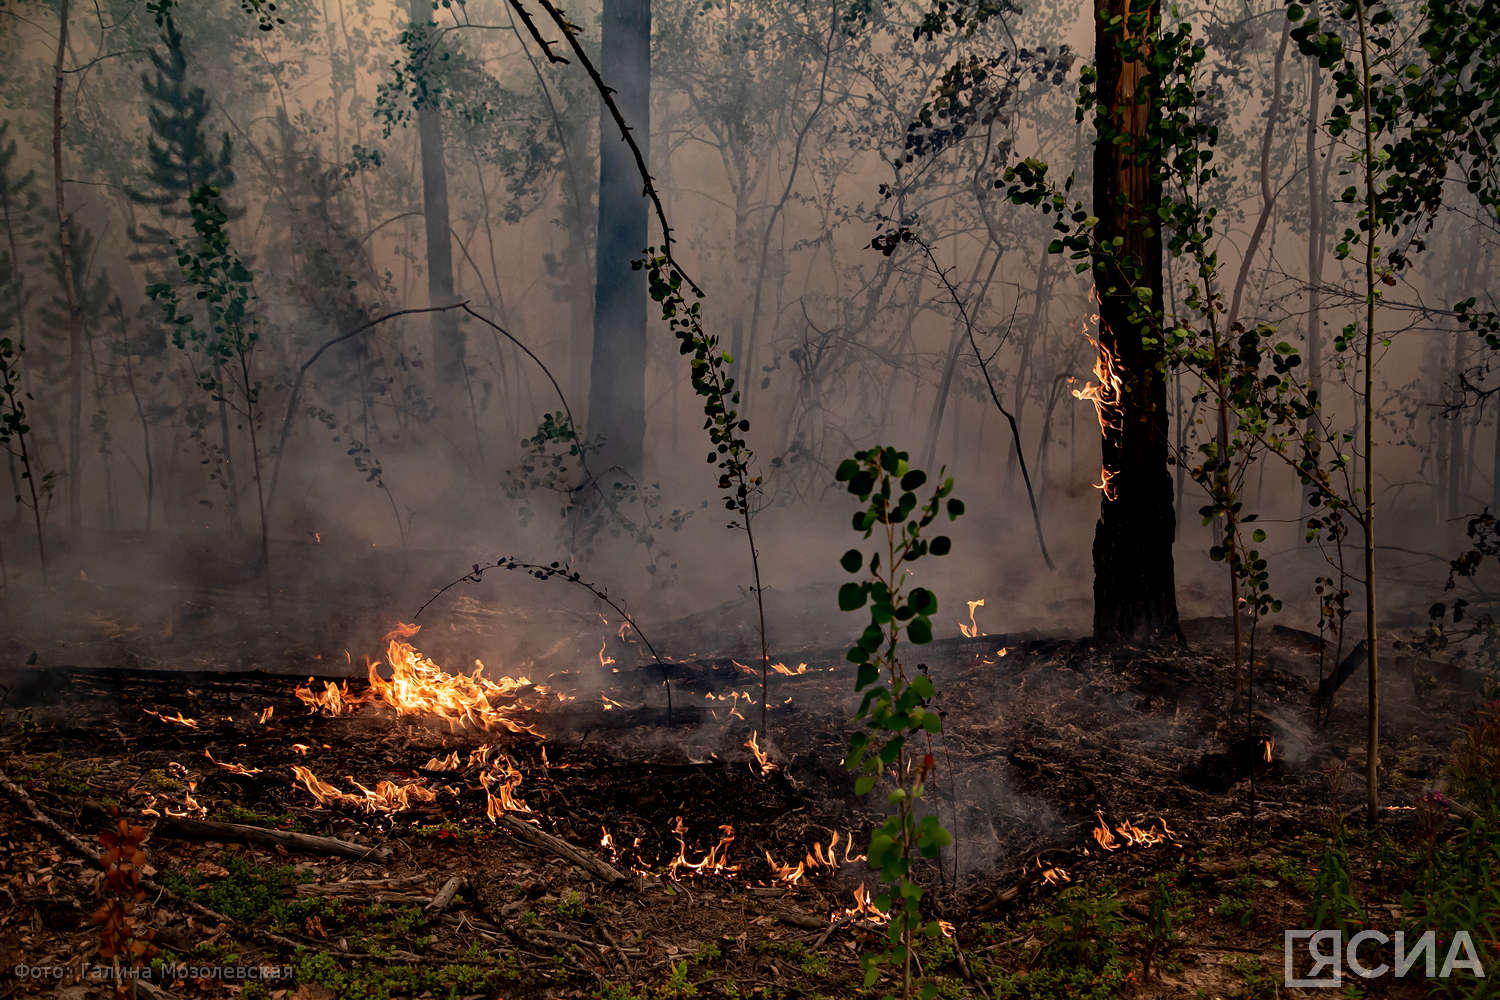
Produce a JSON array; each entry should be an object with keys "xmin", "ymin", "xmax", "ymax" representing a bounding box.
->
[
  {"xmin": 1089, "ymin": 0, "xmax": 1179, "ymax": 641},
  {"xmin": 588, "ymin": 0, "xmax": 650, "ymax": 477},
  {"xmin": 409, "ymin": 0, "xmax": 463, "ymax": 396}
]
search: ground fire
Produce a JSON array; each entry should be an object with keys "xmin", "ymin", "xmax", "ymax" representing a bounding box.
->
[{"xmin": 2, "ymin": 4, "xmax": 1498, "ymax": 993}]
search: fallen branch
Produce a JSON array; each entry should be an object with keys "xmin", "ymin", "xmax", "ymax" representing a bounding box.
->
[
  {"xmin": 426, "ymin": 874, "xmax": 464, "ymax": 914},
  {"xmin": 1315, "ymin": 639, "xmax": 1368, "ymax": 709},
  {"xmin": 1, "ymin": 769, "xmax": 103, "ymax": 865},
  {"xmin": 1, "ymin": 770, "xmax": 569, "ymax": 974},
  {"xmin": 1, "ymin": 769, "xmax": 308, "ymax": 952},
  {"xmin": 492, "ymin": 813, "xmax": 628, "ymax": 885},
  {"xmin": 156, "ymin": 815, "xmax": 391, "ymax": 861}
]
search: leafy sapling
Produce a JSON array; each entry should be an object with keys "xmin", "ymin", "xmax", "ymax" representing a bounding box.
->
[{"xmin": 837, "ymin": 446, "xmax": 961, "ymax": 1000}]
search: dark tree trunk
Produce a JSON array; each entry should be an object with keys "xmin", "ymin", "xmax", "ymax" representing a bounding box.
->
[
  {"xmin": 409, "ymin": 0, "xmax": 462, "ymax": 393},
  {"xmin": 52, "ymin": 0, "xmax": 84, "ymax": 535},
  {"xmin": 1303, "ymin": 35, "xmax": 1325, "ymax": 527},
  {"xmin": 1089, "ymin": 0, "xmax": 1179, "ymax": 641},
  {"xmin": 588, "ymin": 0, "xmax": 650, "ymax": 477}
]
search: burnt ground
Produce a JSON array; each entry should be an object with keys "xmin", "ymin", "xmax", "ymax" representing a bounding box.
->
[{"xmin": 0, "ymin": 548, "xmax": 1494, "ymax": 1000}]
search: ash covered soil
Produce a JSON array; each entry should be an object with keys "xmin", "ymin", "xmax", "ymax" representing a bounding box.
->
[{"xmin": 0, "ymin": 547, "xmax": 1489, "ymax": 999}]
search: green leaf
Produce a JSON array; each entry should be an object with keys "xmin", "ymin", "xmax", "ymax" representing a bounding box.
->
[
  {"xmin": 879, "ymin": 736, "xmax": 905, "ymax": 764},
  {"xmin": 907, "ymin": 618, "xmax": 933, "ymax": 645},
  {"xmin": 840, "ymin": 548, "xmax": 863, "ymax": 573},
  {"xmin": 839, "ymin": 582, "xmax": 867, "ymax": 611}
]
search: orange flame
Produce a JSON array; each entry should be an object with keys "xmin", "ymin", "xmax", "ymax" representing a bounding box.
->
[
  {"xmin": 764, "ymin": 850, "xmax": 806, "ymax": 885},
  {"xmin": 258, "ymin": 706, "xmax": 274, "ymax": 724},
  {"xmin": 1092, "ymin": 810, "xmax": 1174, "ymax": 851},
  {"xmin": 369, "ymin": 624, "xmax": 550, "ymax": 734},
  {"xmin": 665, "ymin": 817, "xmax": 738, "ymax": 879},
  {"xmin": 289, "ymin": 764, "xmax": 436, "ymax": 814},
  {"xmin": 480, "ymin": 755, "xmax": 533, "ymax": 818},
  {"xmin": 423, "ymin": 751, "xmax": 461, "ymax": 771},
  {"xmin": 746, "ymin": 731, "xmax": 777, "ymax": 776},
  {"xmin": 204, "ymin": 750, "xmax": 262, "ymax": 777},
  {"xmin": 144, "ymin": 709, "xmax": 199, "ymax": 729},
  {"xmin": 1038, "ymin": 855, "xmax": 1071, "ymax": 886},
  {"xmin": 765, "ymin": 831, "xmax": 865, "ymax": 886},
  {"xmin": 831, "ymin": 884, "xmax": 889, "ymax": 926},
  {"xmin": 960, "ymin": 598, "xmax": 985, "ymax": 638},
  {"xmin": 1071, "ymin": 288, "xmax": 1123, "ymax": 501},
  {"xmin": 293, "ymin": 625, "xmax": 566, "ymax": 734},
  {"xmin": 1263, "ymin": 738, "xmax": 1274, "ymax": 763},
  {"xmin": 294, "ymin": 680, "xmax": 352, "ymax": 716}
]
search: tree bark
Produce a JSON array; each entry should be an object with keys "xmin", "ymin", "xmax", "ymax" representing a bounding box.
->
[
  {"xmin": 409, "ymin": 0, "xmax": 463, "ymax": 395},
  {"xmin": 1303, "ymin": 30, "xmax": 1325, "ymax": 527},
  {"xmin": 588, "ymin": 0, "xmax": 651, "ymax": 477},
  {"xmin": 52, "ymin": 0, "xmax": 84, "ymax": 535},
  {"xmin": 1352, "ymin": 0, "xmax": 1380, "ymax": 825},
  {"xmin": 1089, "ymin": 0, "xmax": 1179, "ymax": 641}
]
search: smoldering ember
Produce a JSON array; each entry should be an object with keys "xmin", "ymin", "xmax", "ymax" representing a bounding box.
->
[{"xmin": 0, "ymin": 1, "xmax": 1498, "ymax": 999}]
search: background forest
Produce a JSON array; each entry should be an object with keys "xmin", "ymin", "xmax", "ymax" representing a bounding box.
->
[{"xmin": 0, "ymin": 0, "xmax": 1495, "ymax": 649}]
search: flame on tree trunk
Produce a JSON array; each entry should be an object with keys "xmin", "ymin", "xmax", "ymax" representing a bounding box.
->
[{"xmin": 1089, "ymin": 0, "xmax": 1179, "ymax": 641}]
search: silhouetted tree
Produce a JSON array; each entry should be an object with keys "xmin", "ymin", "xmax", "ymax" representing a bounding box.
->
[
  {"xmin": 588, "ymin": 0, "xmax": 651, "ymax": 476},
  {"xmin": 405, "ymin": 0, "xmax": 463, "ymax": 398},
  {"xmin": 128, "ymin": 14, "xmax": 237, "ymax": 263},
  {"xmin": 1088, "ymin": 0, "xmax": 1180, "ymax": 640}
]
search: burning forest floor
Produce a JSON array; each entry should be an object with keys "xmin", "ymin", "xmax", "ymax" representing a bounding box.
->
[{"xmin": 0, "ymin": 599, "xmax": 1495, "ymax": 1000}]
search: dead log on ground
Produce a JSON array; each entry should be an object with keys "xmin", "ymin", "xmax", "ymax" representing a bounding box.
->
[
  {"xmin": 156, "ymin": 815, "xmax": 391, "ymax": 861},
  {"xmin": 492, "ymin": 812, "xmax": 628, "ymax": 885},
  {"xmin": 427, "ymin": 874, "xmax": 465, "ymax": 913}
]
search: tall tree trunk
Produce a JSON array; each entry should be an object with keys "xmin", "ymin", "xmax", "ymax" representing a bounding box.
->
[
  {"xmin": 1302, "ymin": 16, "xmax": 1328, "ymax": 528},
  {"xmin": 1352, "ymin": 0, "xmax": 1380, "ymax": 825},
  {"xmin": 1447, "ymin": 334, "xmax": 1464, "ymax": 514},
  {"xmin": 52, "ymin": 0, "xmax": 84, "ymax": 535},
  {"xmin": 409, "ymin": 0, "xmax": 463, "ymax": 396},
  {"xmin": 1447, "ymin": 239, "xmax": 1479, "ymax": 524},
  {"xmin": 1089, "ymin": 0, "xmax": 1179, "ymax": 641},
  {"xmin": 1491, "ymin": 395, "xmax": 1500, "ymax": 516},
  {"xmin": 588, "ymin": 0, "xmax": 650, "ymax": 477},
  {"xmin": 213, "ymin": 358, "xmax": 239, "ymax": 532}
]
